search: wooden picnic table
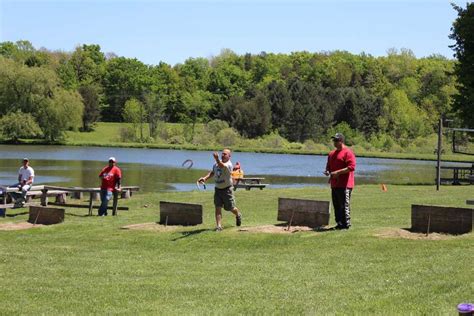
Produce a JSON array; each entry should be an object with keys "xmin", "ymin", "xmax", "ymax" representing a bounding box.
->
[
  {"xmin": 233, "ymin": 177, "xmax": 268, "ymax": 191},
  {"xmin": 0, "ymin": 185, "xmax": 139, "ymax": 217},
  {"xmin": 439, "ymin": 166, "xmax": 474, "ymax": 185},
  {"xmin": 42, "ymin": 185, "xmax": 139, "ymax": 216}
]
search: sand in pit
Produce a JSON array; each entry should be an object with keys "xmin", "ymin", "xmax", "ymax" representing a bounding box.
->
[
  {"xmin": 0, "ymin": 222, "xmax": 43, "ymax": 231},
  {"xmin": 238, "ymin": 224, "xmax": 325, "ymax": 234},
  {"xmin": 374, "ymin": 228, "xmax": 458, "ymax": 240},
  {"xmin": 121, "ymin": 222, "xmax": 190, "ymax": 232}
]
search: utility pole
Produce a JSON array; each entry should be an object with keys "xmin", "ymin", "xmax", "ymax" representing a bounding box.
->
[{"xmin": 436, "ymin": 118, "xmax": 442, "ymax": 191}]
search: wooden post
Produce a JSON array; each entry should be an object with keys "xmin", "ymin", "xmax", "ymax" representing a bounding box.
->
[
  {"xmin": 55, "ymin": 193, "xmax": 67, "ymax": 204},
  {"xmin": 41, "ymin": 189, "xmax": 48, "ymax": 206},
  {"xmin": 92, "ymin": 192, "xmax": 100, "ymax": 201},
  {"xmin": 88, "ymin": 192, "xmax": 94, "ymax": 216},
  {"xmin": 120, "ymin": 190, "xmax": 130, "ymax": 199},
  {"xmin": 436, "ymin": 118, "xmax": 442, "ymax": 191},
  {"xmin": 72, "ymin": 191, "xmax": 83, "ymax": 200},
  {"xmin": 112, "ymin": 191, "xmax": 119, "ymax": 216}
]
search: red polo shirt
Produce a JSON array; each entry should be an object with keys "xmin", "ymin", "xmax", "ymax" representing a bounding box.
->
[
  {"xmin": 326, "ymin": 147, "xmax": 356, "ymax": 188},
  {"xmin": 99, "ymin": 166, "xmax": 122, "ymax": 191}
]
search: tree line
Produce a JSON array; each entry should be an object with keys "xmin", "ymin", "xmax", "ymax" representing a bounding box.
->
[{"xmin": 0, "ymin": 4, "xmax": 472, "ymax": 148}]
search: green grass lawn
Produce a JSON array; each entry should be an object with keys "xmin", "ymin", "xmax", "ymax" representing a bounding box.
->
[{"xmin": 0, "ymin": 185, "xmax": 473, "ymax": 314}]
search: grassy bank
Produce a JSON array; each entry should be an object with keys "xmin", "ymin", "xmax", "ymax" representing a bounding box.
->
[{"xmin": 0, "ymin": 185, "xmax": 472, "ymax": 314}]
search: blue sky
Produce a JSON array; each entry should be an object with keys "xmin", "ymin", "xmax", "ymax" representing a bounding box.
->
[{"xmin": 0, "ymin": 0, "xmax": 462, "ymax": 66}]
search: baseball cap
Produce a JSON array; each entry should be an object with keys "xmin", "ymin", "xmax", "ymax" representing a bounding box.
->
[
  {"xmin": 331, "ymin": 133, "xmax": 345, "ymax": 142},
  {"xmin": 23, "ymin": 158, "xmax": 29, "ymax": 161},
  {"xmin": 108, "ymin": 157, "xmax": 116, "ymax": 162}
]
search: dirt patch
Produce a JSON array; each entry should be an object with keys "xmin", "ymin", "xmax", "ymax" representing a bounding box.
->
[
  {"xmin": 0, "ymin": 222, "xmax": 43, "ymax": 231},
  {"xmin": 374, "ymin": 228, "xmax": 456, "ymax": 240},
  {"xmin": 121, "ymin": 222, "xmax": 188, "ymax": 232},
  {"xmin": 238, "ymin": 224, "xmax": 322, "ymax": 234}
]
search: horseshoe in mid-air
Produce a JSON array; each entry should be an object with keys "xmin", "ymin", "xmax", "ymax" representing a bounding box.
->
[{"xmin": 182, "ymin": 159, "xmax": 194, "ymax": 169}]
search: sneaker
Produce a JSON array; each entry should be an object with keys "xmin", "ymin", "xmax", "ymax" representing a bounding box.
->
[
  {"xmin": 215, "ymin": 226, "xmax": 223, "ymax": 232},
  {"xmin": 335, "ymin": 225, "xmax": 350, "ymax": 230},
  {"xmin": 236, "ymin": 213, "xmax": 242, "ymax": 227}
]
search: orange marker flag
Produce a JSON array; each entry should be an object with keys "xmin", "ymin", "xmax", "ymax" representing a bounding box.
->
[{"xmin": 381, "ymin": 184, "xmax": 388, "ymax": 192}]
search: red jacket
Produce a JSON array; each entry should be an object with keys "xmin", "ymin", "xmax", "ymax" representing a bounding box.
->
[{"xmin": 326, "ymin": 147, "xmax": 356, "ymax": 188}]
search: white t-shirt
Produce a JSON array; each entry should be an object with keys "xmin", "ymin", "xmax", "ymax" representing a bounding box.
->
[
  {"xmin": 213, "ymin": 161, "xmax": 233, "ymax": 189},
  {"xmin": 18, "ymin": 166, "xmax": 35, "ymax": 183}
]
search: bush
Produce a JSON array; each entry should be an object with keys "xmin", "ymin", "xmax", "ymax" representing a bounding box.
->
[
  {"xmin": 303, "ymin": 140, "xmax": 330, "ymax": 152},
  {"xmin": 206, "ymin": 119, "xmax": 229, "ymax": 135},
  {"xmin": 0, "ymin": 111, "xmax": 42, "ymax": 141},
  {"xmin": 169, "ymin": 135, "xmax": 186, "ymax": 144},
  {"xmin": 118, "ymin": 127, "xmax": 136, "ymax": 142},
  {"xmin": 191, "ymin": 130, "xmax": 214, "ymax": 146},
  {"xmin": 260, "ymin": 132, "xmax": 289, "ymax": 149},
  {"xmin": 288, "ymin": 142, "xmax": 304, "ymax": 150},
  {"xmin": 216, "ymin": 128, "xmax": 240, "ymax": 147},
  {"xmin": 159, "ymin": 124, "xmax": 184, "ymax": 142}
]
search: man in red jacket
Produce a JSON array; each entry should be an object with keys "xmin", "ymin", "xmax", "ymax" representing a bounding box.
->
[
  {"xmin": 324, "ymin": 133, "xmax": 356, "ymax": 230},
  {"xmin": 98, "ymin": 157, "xmax": 122, "ymax": 216}
]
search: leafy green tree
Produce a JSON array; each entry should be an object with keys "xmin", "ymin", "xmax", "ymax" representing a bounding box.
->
[
  {"xmin": 181, "ymin": 90, "xmax": 213, "ymax": 141},
  {"xmin": 379, "ymin": 89, "xmax": 430, "ymax": 140},
  {"xmin": 103, "ymin": 57, "xmax": 151, "ymax": 121},
  {"xmin": 450, "ymin": 2, "xmax": 474, "ymax": 127},
  {"xmin": 143, "ymin": 92, "xmax": 165, "ymax": 139},
  {"xmin": 35, "ymin": 89, "xmax": 84, "ymax": 141},
  {"xmin": 0, "ymin": 56, "xmax": 83, "ymax": 141},
  {"xmin": 284, "ymin": 79, "xmax": 335, "ymax": 142},
  {"xmin": 0, "ymin": 40, "xmax": 48, "ymax": 66},
  {"xmin": 0, "ymin": 56, "xmax": 57, "ymax": 114},
  {"xmin": 123, "ymin": 98, "xmax": 147, "ymax": 142},
  {"xmin": 150, "ymin": 62, "xmax": 184, "ymax": 122},
  {"xmin": 176, "ymin": 57, "xmax": 210, "ymax": 91},
  {"xmin": 78, "ymin": 84, "xmax": 102, "ymax": 131},
  {"xmin": 0, "ymin": 111, "xmax": 42, "ymax": 142},
  {"xmin": 333, "ymin": 87, "xmax": 383, "ymax": 136},
  {"xmin": 266, "ymin": 80, "xmax": 293, "ymax": 134},
  {"xmin": 208, "ymin": 62, "xmax": 250, "ymax": 101},
  {"xmin": 70, "ymin": 44, "xmax": 106, "ymax": 84}
]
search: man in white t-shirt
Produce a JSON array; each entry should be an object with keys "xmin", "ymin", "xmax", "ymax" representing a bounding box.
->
[
  {"xmin": 198, "ymin": 149, "xmax": 242, "ymax": 231},
  {"xmin": 11, "ymin": 158, "xmax": 35, "ymax": 207}
]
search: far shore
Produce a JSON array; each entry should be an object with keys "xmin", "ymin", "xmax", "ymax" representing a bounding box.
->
[{"xmin": 1, "ymin": 139, "xmax": 473, "ymax": 164}]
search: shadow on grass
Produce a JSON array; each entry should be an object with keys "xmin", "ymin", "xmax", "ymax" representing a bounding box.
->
[
  {"xmin": 313, "ymin": 226, "xmax": 340, "ymax": 232},
  {"xmin": 171, "ymin": 228, "xmax": 210, "ymax": 241},
  {"xmin": 65, "ymin": 212, "xmax": 93, "ymax": 217},
  {"xmin": 5, "ymin": 211, "xmax": 29, "ymax": 217}
]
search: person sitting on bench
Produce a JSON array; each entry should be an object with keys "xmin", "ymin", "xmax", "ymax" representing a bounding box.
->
[
  {"xmin": 231, "ymin": 161, "xmax": 244, "ymax": 185},
  {"xmin": 10, "ymin": 158, "xmax": 35, "ymax": 207}
]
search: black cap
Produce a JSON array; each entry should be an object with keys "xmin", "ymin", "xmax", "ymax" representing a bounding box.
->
[{"xmin": 331, "ymin": 133, "xmax": 345, "ymax": 142}]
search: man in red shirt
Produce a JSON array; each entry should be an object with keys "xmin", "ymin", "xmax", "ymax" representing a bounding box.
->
[
  {"xmin": 324, "ymin": 133, "xmax": 356, "ymax": 230},
  {"xmin": 98, "ymin": 157, "xmax": 122, "ymax": 216}
]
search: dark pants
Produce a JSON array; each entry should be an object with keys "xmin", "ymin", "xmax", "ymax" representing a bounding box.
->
[{"xmin": 331, "ymin": 188, "xmax": 352, "ymax": 228}]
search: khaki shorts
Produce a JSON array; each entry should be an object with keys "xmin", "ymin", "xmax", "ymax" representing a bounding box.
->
[{"xmin": 214, "ymin": 186, "xmax": 236, "ymax": 211}]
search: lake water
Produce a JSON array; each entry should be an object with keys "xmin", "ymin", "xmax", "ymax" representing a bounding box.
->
[{"xmin": 0, "ymin": 145, "xmax": 469, "ymax": 192}]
